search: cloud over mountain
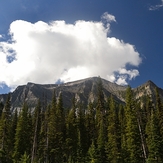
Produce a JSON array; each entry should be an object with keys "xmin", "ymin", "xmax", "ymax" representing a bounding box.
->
[{"xmin": 0, "ymin": 13, "xmax": 142, "ymax": 89}]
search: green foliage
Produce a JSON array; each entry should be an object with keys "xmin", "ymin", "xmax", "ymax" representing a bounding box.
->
[
  {"xmin": 0, "ymin": 93, "xmax": 12, "ymax": 163},
  {"xmin": 1, "ymin": 82, "xmax": 163, "ymax": 162},
  {"xmin": 65, "ymin": 96, "xmax": 78, "ymax": 162},
  {"xmin": 19, "ymin": 152, "xmax": 30, "ymax": 163},
  {"xmin": 0, "ymin": 102, "xmax": 4, "ymax": 117},
  {"xmin": 106, "ymin": 95, "xmax": 121, "ymax": 162},
  {"xmin": 145, "ymin": 90, "xmax": 163, "ymax": 162},
  {"xmin": 13, "ymin": 103, "xmax": 32, "ymax": 162},
  {"xmin": 87, "ymin": 141, "xmax": 98, "ymax": 163},
  {"xmin": 125, "ymin": 87, "xmax": 143, "ymax": 163},
  {"xmin": 95, "ymin": 77, "xmax": 107, "ymax": 163}
]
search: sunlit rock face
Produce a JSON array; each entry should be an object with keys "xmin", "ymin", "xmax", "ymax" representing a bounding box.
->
[
  {"xmin": 0, "ymin": 77, "xmax": 163, "ymax": 112},
  {"xmin": 133, "ymin": 80, "xmax": 163, "ymax": 102}
]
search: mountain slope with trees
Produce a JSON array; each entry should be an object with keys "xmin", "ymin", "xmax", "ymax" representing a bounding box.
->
[{"xmin": 0, "ymin": 77, "xmax": 163, "ymax": 162}]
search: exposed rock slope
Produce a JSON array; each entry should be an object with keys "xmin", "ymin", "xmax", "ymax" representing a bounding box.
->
[{"xmin": 0, "ymin": 77, "xmax": 163, "ymax": 111}]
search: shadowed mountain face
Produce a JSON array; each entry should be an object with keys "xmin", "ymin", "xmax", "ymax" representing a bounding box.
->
[{"xmin": 0, "ymin": 77, "xmax": 163, "ymax": 111}]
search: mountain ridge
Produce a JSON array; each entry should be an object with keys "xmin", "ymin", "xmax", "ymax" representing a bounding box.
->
[{"xmin": 0, "ymin": 77, "xmax": 163, "ymax": 111}]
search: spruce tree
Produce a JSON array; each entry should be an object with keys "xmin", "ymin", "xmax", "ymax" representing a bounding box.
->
[
  {"xmin": 95, "ymin": 77, "xmax": 107, "ymax": 163},
  {"xmin": 146, "ymin": 108, "xmax": 163, "ymax": 163},
  {"xmin": 106, "ymin": 95, "xmax": 121, "ymax": 162},
  {"xmin": 0, "ymin": 94, "xmax": 12, "ymax": 163},
  {"xmin": 125, "ymin": 86, "xmax": 143, "ymax": 163},
  {"xmin": 119, "ymin": 104, "xmax": 128, "ymax": 163},
  {"xmin": 85, "ymin": 103, "xmax": 96, "ymax": 150},
  {"xmin": 87, "ymin": 141, "xmax": 98, "ymax": 163},
  {"xmin": 31, "ymin": 100, "xmax": 42, "ymax": 163},
  {"xmin": 53, "ymin": 93, "xmax": 65, "ymax": 162},
  {"xmin": 145, "ymin": 91, "xmax": 163, "ymax": 162},
  {"xmin": 19, "ymin": 152, "xmax": 30, "ymax": 163},
  {"xmin": 47, "ymin": 90, "xmax": 57, "ymax": 162},
  {"xmin": 13, "ymin": 103, "xmax": 32, "ymax": 162},
  {"xmin": 155, "ymin": 88, "xmax": 163, "ymax": 148},
  {"xmin": 65, "ymin": 96, "xmax": 78, "ymax": 162},
  {"xmin": 76, "ymin": 105, "xmax": 87, "ymax": 162},
  {"xmin": 10, "ymin": 109, "xmax": 18, "ymax": 160},
  {"xmin": 38, "ymin": 104, "xmax": 50, "ymax": 163},
  {"xmin": 0, "ymin": 102, "xmax": 4, "ymax": 117}
]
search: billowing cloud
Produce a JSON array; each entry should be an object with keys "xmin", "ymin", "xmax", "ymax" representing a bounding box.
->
[
  {"xmin": 0, "ymin": 13, "xmax": 142, "ymax": 90},
  {"xmin": 149, "ymin": 0, "xmax": 163, "ymax": 10}
]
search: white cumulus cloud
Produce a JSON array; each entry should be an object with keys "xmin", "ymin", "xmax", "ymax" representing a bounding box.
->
[{"xmin": 0, "ymin": 13, "xmax": 142, "ymax": 90}]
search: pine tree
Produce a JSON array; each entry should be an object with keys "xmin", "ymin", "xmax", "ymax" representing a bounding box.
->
[
  {"xmin": 47, "ymin": 90, "xmax": 57, "ymax": 162},
  {"xmin": 0, "ymin": 102, "xmax": 4, "ymax": 117},
  {"xmin": 76, "ymin": 104, "xmax": 87, "ymax": 162},
  {"xmin": 95, "ymin": 77, "xmax": 107, "ymax": 163},
  {"xmin": 38, "ymin": 91, "xmax": 48, "ymax": 162},
  {"xmin": 13, "ymin": 103, "xmax": 32, "ymax": 162},
  {"xmin": 136, "ymin": 102, "xmax": 148, "ymax": 161},
  {"xmin": 85, "ymin": 103, "xmax": 96, "ymax": 150},
  {"xmin": 38, "ymin": 104, "xmax": 50, "ymax": 163},
  {"xmin": 19, "ymin": 152, "xmax": 30, "ymax": 163},
  {"xmin": 31, "ymin": 100, "xmax": 42, "ymax": 163},
  {"xmin": 106, "ymin": 95, "xmax": 121, "ymax": 162},
  {"xmin": 125, "ymin": 86, "xmax": 143, "ymax": 163},
  {"xmin": 0, "ymin": 93, "xmax": 12, "ymax": 163},
  {"xmin": 145, "ymin": 90, "xmax": 163, "ymax": 162},
  {"xmin": 119, "ymin": 104, "xmax": 128, "ymax": 163},
  {"xmin": 87, "ymin": 141, "xmax": 98, "ymax": 163},
  {"xmin": 65, "ymin": 96, "xmax": 78, "ymax": 162},
  {"xmin": 53, "ymin": 92, "xmax": 65, "ymax": 162},
  {"xmin": 146, "ymin": 108, "xmax": 163, "ymax": 162},
  {"xmin": 155, "ymin": 88, "xmax": 163, "ymax": 148},
  {"xmin": 10, "ymin": 109, "xmax": 18, "ymax": 159}
]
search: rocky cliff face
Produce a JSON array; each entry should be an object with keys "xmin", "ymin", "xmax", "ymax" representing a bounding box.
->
[
  {"xmin": 0, "ymin": 77, "xmax": 163, "ymax": 111},
  {"xmin": 133, "ymin": 80, "xmax": 163, "ymax": 101}
]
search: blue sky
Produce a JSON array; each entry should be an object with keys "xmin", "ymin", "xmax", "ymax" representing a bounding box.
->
[{"xmin": 0, "ymin": 0, "xmax": 163, "ymax": 94}]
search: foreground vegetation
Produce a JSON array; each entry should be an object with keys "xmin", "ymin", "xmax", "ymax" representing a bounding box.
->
[{"xmin": 0, "ymin": 79, "xmax": 163, "ymax": 163}]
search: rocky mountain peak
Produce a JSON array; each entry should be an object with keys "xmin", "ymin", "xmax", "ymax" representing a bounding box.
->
[
  {"xmin": 0, "ymin": 77, "xmax": 163, "ymax": 112},
  {"xmin": 133, "ymin": 80, "xmax": 163, "ymax": 101}
]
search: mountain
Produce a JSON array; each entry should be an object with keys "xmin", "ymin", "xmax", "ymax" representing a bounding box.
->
[
  {"xmin": 0, "ymin": 77, "xmax": 163, "ymax": 111},
  {"xmin": 133, "ymin": 80, "xmax": 163, "ymax": 101}
]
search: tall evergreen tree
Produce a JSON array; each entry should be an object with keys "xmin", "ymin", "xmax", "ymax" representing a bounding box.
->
[
  {"xmin": 96, "ymin": 77, "xmax": 107, "ymax": 163},
  {"xmin": 47, "ymin": 90, "xmax": 57, "ymax": 162},
  {"xmin": 155, "ymin": 88, "xmax": 163, "ymax": 143},
  {"xmin": 65, "ymin": 96, "xmax": 78, "ymax": 162},
  {"xmin": 53, "ymin": 92, "xmax": 65, "ymax": 162},
  {"xmin": 106, "ymin": 95, "xmax": 121, "ymax": 162},
  {"xmin": 87, "ymin": 141, "xmax": 98, "ymax": 163},
  {"xmin": 85, "ymin": 102, "xmax": 96, "ymax": 150},
  {"xmin": 10, "ymin": 109, "xmax": 18, "ymax": 160},
  {"xmin": 38, "ymin": 104, "xmax": 50, "ymax": 163},
  {"xmin": 146, "ymin": 108, "xmax": 163, "ymax": 163},
  {"xmin": 125, "ymin": 87, "xmax": 143, "ymax": 163},
  {"xmin": 76, "ymin": 104, "xmax": 87, "ymax": 162},
  {"xmin": 0, "ymin": 102, "xmax": 4, "ymax": 117},
  {"xmin": 13, "ymin": 103, "xmax": 32, "ymax": 162},
  {"xmin": 136, "ymin": 102, "xmax": 148, "ymax": 161},
  {"xmin": 118, "ymin": 104, "xmax": 128, "ymax": 163},
  {"xmin": 31, "ymin": 100, "xmax": 42, "ymax": 163},
  {"xmin": 0, "ymin": 94, "xmax": 12, "ymax": 163}
]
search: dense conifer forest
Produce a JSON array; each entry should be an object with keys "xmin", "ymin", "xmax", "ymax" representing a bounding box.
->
[{"xmin": 0, "ymin": 78, "xmax": 163, "ymax": 163}]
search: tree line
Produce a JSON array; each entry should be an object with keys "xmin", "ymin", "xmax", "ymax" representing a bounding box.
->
[{"xmin": 0, "ymin": 78, "xmax": 163, "ymax": 163}]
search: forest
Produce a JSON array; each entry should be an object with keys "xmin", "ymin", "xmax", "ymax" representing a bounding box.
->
[{"xmin": 0, "ymin": 78, "xmax": 163, "ymax": 163}]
